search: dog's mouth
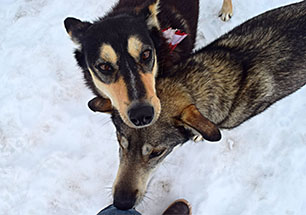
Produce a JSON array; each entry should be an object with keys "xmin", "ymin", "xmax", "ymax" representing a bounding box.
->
[
  {"xmin": 112, "ymin": 171, "xmax": 152, "ymax": 210},
  {"xmin": 113, "ymin": 189, "xmax": 145, "ymax": 210}
]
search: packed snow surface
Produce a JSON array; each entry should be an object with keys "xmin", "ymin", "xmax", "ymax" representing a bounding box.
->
[{"xmin": 1, "ymin": 0, "xmax": 305, "ymax": 214}]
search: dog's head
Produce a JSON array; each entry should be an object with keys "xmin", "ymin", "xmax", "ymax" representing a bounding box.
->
[
  {"xmin": 89, "ymin": 96, "xmax": 221, "ymax": 209},
  {"xmin": 64, "ymin": 0, "xmax": 161, "ymax": 128}
]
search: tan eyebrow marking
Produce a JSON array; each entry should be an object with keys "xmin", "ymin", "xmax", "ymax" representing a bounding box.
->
[
  {"xmin": 100, "ymin": 44, "xmax": 118, "ymax": 65},
  {"xmin": 128, "ymin": 36, "xmax": 143, "ymax": 60}
]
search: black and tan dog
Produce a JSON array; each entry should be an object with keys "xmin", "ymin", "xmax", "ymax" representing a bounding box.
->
[
  {"xmin": 90, "ymin": 1, "xmax": 306, "ymax": 210},
  {"xmin": 64, "ymin": 0, "xmax": 199, "ymax": 128},
  {"xmin": 64, "ymin": 0, "xmax": 234, "ymax": 129}
]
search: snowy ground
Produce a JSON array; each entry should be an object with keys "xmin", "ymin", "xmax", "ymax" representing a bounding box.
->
[{"xmin": 1, "ymin": 0, "xmax": 306, "ymax": 214}]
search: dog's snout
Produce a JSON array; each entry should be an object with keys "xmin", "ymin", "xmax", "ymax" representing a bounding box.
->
[
  {"xmin": 113, "ymin": 189, "xmax": 138, "ymax": 210},
  {"xmin": 128, "ymin": 104, "xmax": 154, "ymax": 127}
]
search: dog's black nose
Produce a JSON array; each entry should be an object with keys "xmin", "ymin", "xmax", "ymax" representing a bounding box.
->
[
  {"xmin": 113, "ymin": 190, "xmax": 137, "ymax": 210},
  {"xmin": 128, "ymin": 104, "xmax": 154, "ymax": 127}
]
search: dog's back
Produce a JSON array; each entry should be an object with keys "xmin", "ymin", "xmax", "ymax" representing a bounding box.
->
[{"xmin": 173, "ymin": 1, "xmax": 306, "ymax": 128}]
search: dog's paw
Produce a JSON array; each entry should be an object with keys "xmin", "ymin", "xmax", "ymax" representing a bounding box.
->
[
  {"xmin": 218, "ymin": 8, "xmax": 233, "ymax": 22},
  {"xmin": 192, "ymin": 135, "xmax": 204, "ymax": 142},
  {"xmin": 219, "ymin": 0, "xmax": 233, "ymax": 22}
]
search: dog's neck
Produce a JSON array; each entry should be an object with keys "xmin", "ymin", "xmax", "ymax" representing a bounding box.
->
[{"xmin": 155, "ymin": 48, "xmax": 243, "ymax": 126}]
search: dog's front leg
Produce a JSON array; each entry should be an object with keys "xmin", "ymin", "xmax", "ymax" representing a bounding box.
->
[{"xmin": 219, "ymin": 0, "xmax": 233, "ymax": 21}]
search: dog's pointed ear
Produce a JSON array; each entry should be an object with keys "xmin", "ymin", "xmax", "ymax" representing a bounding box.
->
[
  {"xmin": 136, "ymin": 0, "xmax": 160, "ymax": 30},
  {"xmin": 64, "ymin": 17, "xmax": 92, "ymax": 45},
  {"xmin": 177, "ymin": 104, "xmax": 221, "ymax": 142},
  {"xmin": 88, "ymin": 97, "xmax": 113, "ymax": 113}
]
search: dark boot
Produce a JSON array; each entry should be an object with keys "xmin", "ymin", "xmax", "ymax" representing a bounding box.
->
[{"xmin": 162, "ymin": 199, "xmax": 191, "ymax": 215}]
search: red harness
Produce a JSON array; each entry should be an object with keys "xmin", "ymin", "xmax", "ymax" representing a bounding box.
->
[{"xmin": 162, "ymin": 27, "xmax": 188, "ymax": 52}]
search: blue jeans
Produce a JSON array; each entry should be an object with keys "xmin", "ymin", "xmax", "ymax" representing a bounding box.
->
[{"xmin": 97, "ymin": 205, "xmax": 141, "ymax": 215}]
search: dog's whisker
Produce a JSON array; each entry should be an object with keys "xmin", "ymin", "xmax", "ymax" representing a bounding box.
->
[
  {"xmin": 162, "ymin": 160, "xmax": 177, "ymax": 168},
  {"xmin": 106, "ymin": 191, "xmax": 112, "ymax": 199},
  {"xmin": 143, "ymin": 193, "xmax": 153, "ymax": 202},
  {"xmin": 104, "ymin": 186, "xmax": 112, "ymax": 190},
  {"xmin": 99, "ymin": 119, "xmax": 112, "ymax": 127}
]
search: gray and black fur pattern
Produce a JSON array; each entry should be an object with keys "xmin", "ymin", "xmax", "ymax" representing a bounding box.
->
[{"xmin": 178, "ymin": 0, "xmax": 306, "ymax": 128}]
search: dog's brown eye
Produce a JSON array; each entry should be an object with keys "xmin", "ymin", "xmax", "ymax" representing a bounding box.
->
[
  {"xmin": 149, "ymin": 149, "xmax": 165, "ymax": 159},
  {"xmin": 141, "ymin": 50, "xmax": 152, "ymax": 62},
  {"xmin": 96, "ymin": 63, "xmax": 113, "ymax": 73}
]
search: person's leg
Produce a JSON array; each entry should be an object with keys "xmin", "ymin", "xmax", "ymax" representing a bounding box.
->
[
  {"xmin": 97, "ymin": 205, "xmax": 141, "ymax": 215},
  {"xmin": 96, "ymin": 199, "xmax": 191, "ymax": 215}
]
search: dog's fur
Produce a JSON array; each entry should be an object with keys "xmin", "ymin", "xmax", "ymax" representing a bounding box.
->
[
  {"xmin": 90, "ymin": 1, "xmax": 306, "ymax": 209},
  {"xmin": 64, "ymin": 0, "xmax": 199, "ymax": 128}
]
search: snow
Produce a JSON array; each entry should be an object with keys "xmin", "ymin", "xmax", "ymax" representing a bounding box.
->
[{"xmin": 1, "ymin": 0, "xmax": 306, "ymax": 214}]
